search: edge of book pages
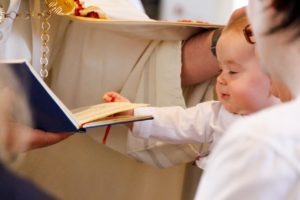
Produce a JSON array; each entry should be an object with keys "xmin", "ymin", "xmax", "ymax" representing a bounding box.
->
[
  {"xmin": 64, "ymin": 15, "xmax": 223, "ymax": 28},
  {"xmin": 65, "ymin": 15, "xmax": 223, "ymax": 28},
  {"xmin": 62, "ymin": 16, "xmax": 224, "ymax": 40},
  {"xmin": 81, "ymin": 115, "xmax": 153, "ymax": 129}
]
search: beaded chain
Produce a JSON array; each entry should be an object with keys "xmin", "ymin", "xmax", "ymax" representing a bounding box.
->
[{"xmin": 0, "ymin": 1, "xmax": 102, "ymax": 78}]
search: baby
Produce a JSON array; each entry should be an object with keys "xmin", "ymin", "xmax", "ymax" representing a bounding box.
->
[{"xmin": 103, "ymin": 16, "xmax": 280, "ymax": 168}]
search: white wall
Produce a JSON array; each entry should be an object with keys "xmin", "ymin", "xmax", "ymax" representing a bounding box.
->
[
  {"xmin": 159, "ymin": 0, "xmax": 247, "ymax": 24},
  {"xmin": 233, "ymin": 0, "xmax": 248, "ymax": 10}
]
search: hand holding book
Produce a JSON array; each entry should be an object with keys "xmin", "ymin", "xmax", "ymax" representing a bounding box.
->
[
  {"xmin": 23, "ymin": 126, "xmax": 73, "ymax": 151},
  {"xmin": 1, "ymin": 60, "xmax": 153, "ymax": 133}
]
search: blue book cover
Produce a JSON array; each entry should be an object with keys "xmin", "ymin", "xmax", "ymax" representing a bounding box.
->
[
  {"xmin": 2, "ymin": 60, "xmax": 80, "ymax": 132},
  {"xmin": 0, "ymin": 60, "xmax": 153, "ymax": 133}
]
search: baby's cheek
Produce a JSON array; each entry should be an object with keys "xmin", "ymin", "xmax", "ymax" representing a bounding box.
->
[{"xmin": 231, "ymin": 85, "xmax": 257, "ymax": 109}]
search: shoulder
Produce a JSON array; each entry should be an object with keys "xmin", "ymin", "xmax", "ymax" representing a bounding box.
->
[
  {"xmin": 212, "ymin": 98, "xmax": 300, "ymax": 168},
  {"xmin": 197, "ymin": 100, "xmax": 300, "ymax": 199},
  {"xmin": 226, "ymin": 99, "xmax": 300, "ymax": 141}
]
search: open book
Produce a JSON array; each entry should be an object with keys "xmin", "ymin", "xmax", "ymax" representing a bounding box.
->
[{"xmin": 0, "ymin": 60, "xmax": 153, "ymax": 132}]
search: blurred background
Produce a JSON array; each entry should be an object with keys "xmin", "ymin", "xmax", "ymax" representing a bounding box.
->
[{"xmin": 141, "ymin": 0, "xmax": 248, "ymax": 23}]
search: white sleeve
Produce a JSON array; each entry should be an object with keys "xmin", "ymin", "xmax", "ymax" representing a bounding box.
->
[
  {"xmin": 195, "ymin": 122, "xmax": 300, "ymax": 200},
  {"xmin": 132, "ymin": 101, "xmax": 219, "ymax": 144}
]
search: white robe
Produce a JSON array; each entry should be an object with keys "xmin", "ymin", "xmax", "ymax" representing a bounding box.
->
[{"xmin": 1, "ymin": 0, "xmax": 216, "ymax": 199}]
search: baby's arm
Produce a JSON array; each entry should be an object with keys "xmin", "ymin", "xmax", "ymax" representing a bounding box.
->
[
  {"xmin": 103, "ymin": 94, "xmax": 218, "ymax": 144},
  {"xmin": 132, "ymin": 102, "xmax": 222, "ymax": 144}
]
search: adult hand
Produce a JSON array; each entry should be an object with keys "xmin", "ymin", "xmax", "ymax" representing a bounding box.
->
[
  {"xmin": 9, "ymin": 123, "xmax": 74, "ymax": 152},
  {"xmin": 24, "ymin": 128, "xmax": 73, "ymax": 151}
]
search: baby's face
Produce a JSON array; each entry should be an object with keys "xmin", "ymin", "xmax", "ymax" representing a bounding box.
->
[{"xmin": 215, "ymin": 30, "xmax": 272, "ymax": 115}]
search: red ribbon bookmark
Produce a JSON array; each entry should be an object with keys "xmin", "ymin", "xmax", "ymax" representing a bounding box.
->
[{"xmin": 102, "ymin": 96, "xmax": 115, "ymax": 144}]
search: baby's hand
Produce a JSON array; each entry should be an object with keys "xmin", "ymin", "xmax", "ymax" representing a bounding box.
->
[
  {"xmin": 102, "ymin": 92, "xmax": 134, "ymax": 129},
  {"xmin": 103, "ymin": 91, "xmax": 133, "ymax": 116},
  {"xmin": 103, "ymin": 91, "xmax": 130, "ymax": 103}
]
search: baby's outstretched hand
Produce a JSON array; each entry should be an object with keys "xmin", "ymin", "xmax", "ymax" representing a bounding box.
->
[
  {"xmin": 103, "ymin": 91, "xmax": 130, "ymax": 103},
  {"xmin": 102, "ymin": 91, "xmax": 133, "ymax": 116},
  {"xmin": 102, "ymin": 92, "xmax": 134, "ymax": 129}
]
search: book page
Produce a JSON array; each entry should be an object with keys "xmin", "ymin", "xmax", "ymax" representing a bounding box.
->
[
  {"xmin": 82, "ymin": 115, "xmax": 153, "ymax": 129},
  {"xmin": 72, "ymin": 102, "xmax": 148, "ymax": 125}
]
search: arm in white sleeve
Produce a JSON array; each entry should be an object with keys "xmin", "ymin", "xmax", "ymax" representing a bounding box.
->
[{"xmin": 132, "ymin": 101, "xmax": 222, "ymax": 144}]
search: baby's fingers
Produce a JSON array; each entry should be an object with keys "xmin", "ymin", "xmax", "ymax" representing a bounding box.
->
[
  {"xmin": 103, "ymin": 92, "xmax": 117, "ymax": 102},
  {"xmin": 103, "ymin": 91, "xmax": 129, "ymax": 102}
]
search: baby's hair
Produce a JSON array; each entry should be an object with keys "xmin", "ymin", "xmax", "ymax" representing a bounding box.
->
[{"xmin": 223, "ymin": 15, "xmax": 248, "ymax": 35}]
